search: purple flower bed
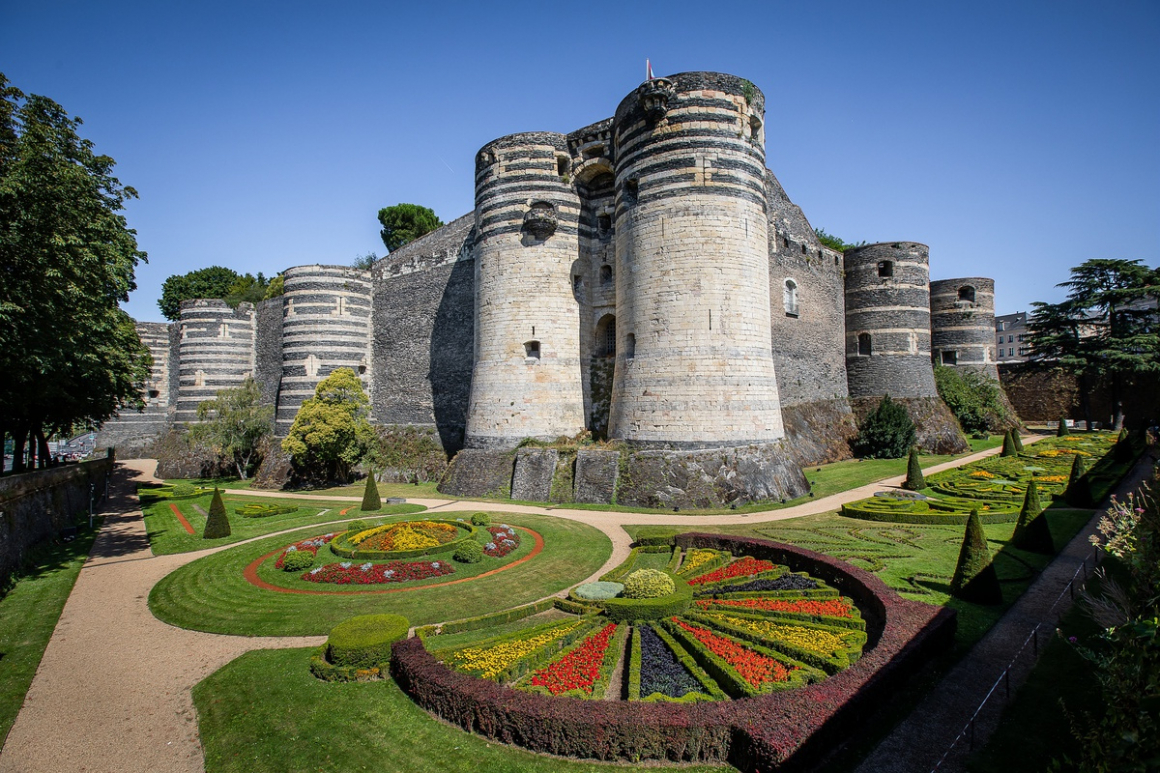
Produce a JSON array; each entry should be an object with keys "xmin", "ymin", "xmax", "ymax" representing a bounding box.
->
[
  {"xmin": 695, "ymin": 573, "xmax": 818, "ymax": 597},
  {"xmin": 639, "ymin": 625, "xmax": 702, "ymax": 699}
]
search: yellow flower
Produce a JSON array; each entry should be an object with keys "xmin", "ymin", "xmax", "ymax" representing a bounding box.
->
[
  {"xmin": 443, "ymin": 622, "xmax": 582, "ymax": 679},
  {"xmin": 713, "ymin": 615, "xmax": 854, "ymax": 657}
]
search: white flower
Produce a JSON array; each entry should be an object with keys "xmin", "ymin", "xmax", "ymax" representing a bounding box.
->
[
  {"xmin": 361, "ymin": 563, "xmax": 373, "ymax": 571},
  {"xmin": 384, "ymin": 570, "xmax": 395, "ymax": 577},
  {"xmin": 310, "ymin": 567, "xmax": 322, "ymax": 575},
  {"xmin": 286, "ymin": 546, "xmax": 298, "ymax": 552},
  {"xmin": 341, "ymin": 562, "xmax": 352, "ymax": 569},
  {"xmin": 431, "ymin": 561, "xmax": 440, "ymax": 568},
  {"xmin": 486, "ymin": 542, "xmax": 496, "ymax": 550}
]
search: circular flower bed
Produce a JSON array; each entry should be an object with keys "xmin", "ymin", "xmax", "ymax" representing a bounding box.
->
[{"xmin": 329, "ymin": 519, "xmax": 476, "ymax": 560}]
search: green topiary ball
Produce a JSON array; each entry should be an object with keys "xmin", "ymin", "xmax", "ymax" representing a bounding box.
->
[
  {"xmin": 326, "ymin": 614, "xmax": 410, "ymax": 669},
  {"xmin": 282, "ymin": 550, "xmax": 315, "ymax": 572},
  {"xmin": 622, "ymin": 569, "xmax": 675, "ymax": 599},
  {"xmin": 172, "ymin": 482, "xmax": 195, "ymax": 497},
  {"xmin": 470, "ymin": 512, "xmax": 491, "ymax": 526},
  {"xmin": 453, "ymin": 540, "xmax": 483, "ymax": 563}
]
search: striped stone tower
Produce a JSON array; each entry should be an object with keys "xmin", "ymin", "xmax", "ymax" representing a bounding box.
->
[
  {"xmin": 277, "ymin": 265, "xmax": 373, "ymax": 435},
  {"xmin": 608, "ymin": 71, "xmax": 786, "ymax": 447},
  {"xmin": 843, "ymin": 242, "xmax": 939, "ymax": 398},
  {"xmin": 174, "ymin": 300, "xmax": 255, "ymax": 424},
  {"xmin": 463, "ymin": 132, "xmax": 587, "ymax": 449},
  {"xmin": 930, "ymin": 277, "xmax": 999, "ymax": 379}
]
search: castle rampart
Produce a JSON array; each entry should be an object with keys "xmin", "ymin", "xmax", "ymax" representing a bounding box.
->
[
  {"xmin": 930, "ymin": 277, "xmax": 998, "ymax": 379},
  {"xmin": 173, "ymin": 299, "xmax": 255, "ymax": 424}
]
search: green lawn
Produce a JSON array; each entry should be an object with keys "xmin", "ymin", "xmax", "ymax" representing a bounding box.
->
[
  {"xmin": 149, "ymin": 512, "xmax": 612, "ymax": 636},
  {"xmin": 141, "ymin": 488, "xmax": 424, "ymax": 555},
  {"xmin": 194, "ymin": 648, "xmax": 726, "ymax": 773},
  {"xmin": 164, "ymin": 475, "xmax": 442, "ymax": 501},
  {"xmin": 0, "ymin": 525, "xmax": 98, "ymax": 747}
]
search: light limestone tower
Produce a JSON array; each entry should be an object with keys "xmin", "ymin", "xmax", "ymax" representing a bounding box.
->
[
  {"xmin": 930, "ymin": 277, "xmax": 998, "ymax": 379},
  {"xmin": 174, "ymin": 299, "xmax": 255, "ymax": 424},
  {"xmin": 463, "ymin": 132, "xmax": 587, "ymax": 448},
  {"xmin": 608, "ymin": 72, "xmax": 785, "ymax": 447},
  {"xmin": 277, "ymin": 265, "xmax": 373, "ymax": 435}
]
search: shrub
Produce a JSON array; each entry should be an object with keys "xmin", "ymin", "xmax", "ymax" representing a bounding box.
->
[
  {"xmin": 622, "ymin": 569, "xmax": 675, "ymax": 599},
  {"xmin": 202, "ymin": 488, "xmax": 231, "ymax": 539},
  {"xmin": 572, "ymin": 581, "xmax": 624, "ymax": 601},
  {"xmin": 1066, "ymin": 454, "xmax": 1094, "ymax": 507},
  {"xmin": 1000, "ymin": 429, "xmax": 1017, "ymax": 457},
  {"xmin": 236, "ymin": 503, "xmax": 299, "ymax": 518},
  {"xmin": 1012, "ymin": 430, "xmax": 1024, "ymax": 453},
  {"xmin": 470, "ymin": 512, "xmax": 490, "ymax": 526},
  {"xmin": 602, "ymin": 576, "xmax": 693, "ymax": 622},
  {"xmin": 281, "ymin": 550, "xmax": 315, "ymax": 571},
  {"xmin": 949, "ymin": 510, "xmax": 1003, "ymax": 604},
  {"xmin": 854, "ymin": 394, "xmax": 915, "ymax": 459},
  {"xmin": 326, "ymin": 613, "xmax": 409, "ymax": 669},
  {"xmin": 933, "ymin": 364, "xmax": 1010, "ymax": 434},
  {"xmin": 172, "ymin": 482, "xmax": 196, "ymax": 497},
  {"xmin": 902, "ymin": 446, "xmax": 925, "ymax": 491},
  {"xmin": 345, "ymin": 519, "xmax": 370, "ymax": 536},
  {"xmin": 453, "ymin": 540, "xmax": 483, "ymax": 563},
  {"xmin": 361, "ymin": 473, "xmax": 381, "ymax": 511},
  {"xmin": 1058, "ymin": 415, "xmax": 1070, "ymax": 437},
  {"xmin": 1010, "ymin": 480, "xmax": 1053, "ymax": 554}
]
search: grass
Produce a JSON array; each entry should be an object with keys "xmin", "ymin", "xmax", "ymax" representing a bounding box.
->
[
  {"xmin": 164, "ymin": 475, "xmax": 442, "ymax": 501},
  {"xmin": 194, "ymin": 647, "xmax": 726, "ymax": 773},
  {"xmin": 149, "ymin": 512, "xmax": 612, "ymax": 636},
  {"xmin": 0, "ymin": 524, "xmax": 99, "ymax": 747},
  {"xmin": 141, "ymin": 489, "xmax": 424, "ymax": 555}
]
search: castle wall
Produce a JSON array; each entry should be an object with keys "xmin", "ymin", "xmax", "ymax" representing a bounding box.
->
[
  {"xmin": 372, "ymin": 214, "xmax": 476, "ymax": 454},
  {"xmin": 94, "ymin": 321, "xmax": 172, "ymax": 454},
  {"xmin": 253, "ymin": 297, "xmax": 284, "ymax": 413},
  {"xmin": 844, "ymin": 242, "xmax": 939, "ymax": 399},
  {"xmin": 608, "ymin": 71, "xmax": 785, "ymax": 448},
  {"xmin": 930, "ymin": 277, "xmax": 998, "ymax": 379},
  {"xmin": 276, "ymin": 265, "xmax": 372, "ymax": 435},
  {"xmin": 174, "ymin": 300, "xmax": 255, "ymax": 424},
  {"xmin": 464, "ymin": 132, "xmax": 586, "ymax": 448}
]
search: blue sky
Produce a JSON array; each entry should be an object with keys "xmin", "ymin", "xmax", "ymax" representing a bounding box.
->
[{"xmin": 3, "ymin": 0, "xmax": 1157, "ymax": 321}]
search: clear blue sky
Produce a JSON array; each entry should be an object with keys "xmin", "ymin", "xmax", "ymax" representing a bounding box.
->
[{"xmin": 3, "ymin": 0, "xmax": 1157, "ymax": 321}]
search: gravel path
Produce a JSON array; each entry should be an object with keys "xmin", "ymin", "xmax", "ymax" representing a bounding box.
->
[{"xmin": 0, "ymin": 436, "xmax": 1045, "ymax": 772}]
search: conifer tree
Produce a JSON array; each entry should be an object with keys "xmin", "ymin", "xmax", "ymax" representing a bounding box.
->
[
  {"xmin": 1065, "ymin": 454, "xmax": 1094, "ymax": 508},
  {"xmin": 361, "ymin": 472, "xmax": 381, "ymax": 511},
  {"xmin": 902, "ymin": 446, "xmax": 926, "ymax": 491},
  {"xmin": 202, "ymin": 488, "xmax": 232, "ymax": 539},
  {"xmin": 1012, "ymin": 429, "xmax": 1024, "ymax": 453},
  {"xmin": 1011, "ymin": 480, "xmax": 1053, "ymax": 554},
  {"xmin": 1000, "ymin": 429, "xmax": 1017, "ymax": 457},
  {"xmin": 950, "ymin": 510, "xmax": 1003, "ymax": 604},
  {"xmin": 1113, "ymin": 428, "xmax": 1135, "ymax": 462},
  {"xmin": 1057, "ymin": 415, "xmax": 1070, "ymax": 437}
]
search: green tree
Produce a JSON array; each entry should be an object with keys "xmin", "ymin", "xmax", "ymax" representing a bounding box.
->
[
  {"xmin": 1001, "ymin": 429, "xmax": 1018, "ymax": 457},
  {"xmin": 814, "ymin": 227, "xmax": 866, "ymax": 252},
  {"xmin": 360, "ymin": 473, "xmax": 381, "ymax": 511},
  {"xmin": 854, "ymin": 394, "xmax": 916, "ymax": 459},
  {"xmin": 933, "ymin": 364, "xmax": 1011, "ymax": 435},
  {"xmin": 189, "ymin": 377, "xmax": 273, "ymax": 479},
  {"xmin": 949, "ymin": 510, "xmax": 1003, "ymax": 604},
  {"xmin": 0, "ymin": 74, "xmax": 151, "ymax": 472},
  {"xmin": 157, "ymin": 266, "xmax": 240, "ymax": 320},
  {"xmin": 263, "ymin": 274, "xmax": 284, "ymax": 299},
  {"xmin": 1028, "ymin": 259, "xmax": 1160, "ymax": 429},
  {"xmin": 377, "ymin": 204, "xmax": 442, "ymax": 252},
  {"xmin": 281, "ymin": 368, "xmax": 375, "ymax": 483},
  {"xmin": 352, "ymin": 252, "xmax": 378, "ymax": 270},
  {"xmin": 1010, "ymin": 480, "xmax": 1053, "ymax": 554},
  {"xmin": 902, "ymin": 446, "xmax": 926, "ymax": 491},
  {"xmin": 202, "ymin": 487, "xmax": 232, "ymax": 539}
]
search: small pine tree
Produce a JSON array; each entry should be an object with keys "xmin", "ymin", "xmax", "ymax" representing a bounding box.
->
[
  {"xmin": 361, "ymin": 472, "xmax": 382, "ymax": 511},
  {"xmin": 1000, "ymin": 429, "xmax": 1017, "ymax": 457},
  {"xmin": 1011, "ymin": 480, "xmax": 1053, "ymax": 554},
  {"xmin": 1113, "ymin": 428, "xmax": 1134, "ymax": 462},
  {"xmin": 1065, "ymin": 454, "xmax": 1094, "ymax": 507},
  {"xmin": 949, "ymin": 510, "xmax": 1003, "ymax": 605},
  {"xmin": 902, "ymin": 446, "xmax": 926, "ymax": 491},
  {"xmin": 203, "ymin": 487, "xmax": 232, "ymax": 539},
  {"xmin": 854, "ymin": 394, "xmax": 916, "ymax": 459},
  {"xmin": 1012, "ymin": 430, "xmax": 1024, "ymax": 453},
  {"xmin": 1057, "ymin": 415, "xmax": 1070, "ymax": 437}
]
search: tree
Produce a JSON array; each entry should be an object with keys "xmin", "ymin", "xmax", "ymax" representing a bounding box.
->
[
  {"xmin": 1010, "ymin": 480, "xmax": 1053, "ymax": 554},
  {"xmin": 0, "ymin": 74, "xmax": 151, "ymax": 472},
  {"xmin": 158, "ymin": 267, "xmax": 279, "ymax": 320},
  {"xmin": 814, "ymin": 227, "xmax": 866, "ymax": 252},
  {"xmin": 949, "ymin": 510, "xmax": 1003, "ymax": 604},
  {"xmin": 853, "ymin": 394, "xmax": 916, "ymax": 459},
  {"xmin": 377, "ymin": 204, "xmax": 442, "ymax": 252},
  {"xmin": 281, "ymin": 368, "xmax": 375, "ymax": 483},
  {"xmin": 360, "ymin": 472, "xmax": 381, "ymax": 511},
  {"xmin": 202, "ymin": 487, "xmax": 231, "ymax": 539},
  {"xmin": 352, "ymin": 252, "xmax": 378, "ymax": 270},
  {"xmin": 933, "ymin": 364, "xmax": 1011, "ymax": 435},
  {"xmin": 189, "ymin": 377, "xmax": 273, "ymax": 479},
  {"xmin": 1027, "ymin": 259, "xmax": 1160, "ymax": 429},
  {"xmin": 902, "ymin": 446, "xmax": 926, "ymax": 491},
  {"xmin": 1001, "ymin": 429, "xmax": 1018, "ymax": 457}
]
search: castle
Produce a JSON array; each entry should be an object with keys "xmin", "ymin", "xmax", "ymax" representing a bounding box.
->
[{"xmin": 102, "ymin": 72, "xmax": 1003, "ymax": 507}]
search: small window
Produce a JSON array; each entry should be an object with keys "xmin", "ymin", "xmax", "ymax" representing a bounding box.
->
[
  {"xmin": 600, "ymin": 265, "xmax": 613, "ymax": 286},
  {"xmin": 595, "ymin": 315, "xmax": 616, "ymax": 357},
  {"xmin": 941, "ymin": 351, "xmax": 958, "ymax": 365},
  {"xmin": 1008, "ymin": 347, "xmax": 1014, "ymax": 357},
  {"xmin": 1008, "ymin": 335, "xmax": 1013, "ymax": 343},
  {"xmin": 556, "ymin": 156, "xmax": 569, "ymax": 177},
  {"xmin": 625, "ymin": 333, "xmax": 636, "ymax": 359},
  {"xmin": 958, "ymin": 285, "xmax": 976, "ymax": 303},
  {"xmin": 622, "ymin": 179, "xmax": 639, "ymax": 204},
  {"xmin": 783, "ymin": 279, "xmax": 799, "ymax": 317},
  {"xmin": 148, "ymin": 389, "xmax": 160, "ymax": 399},
  {"xmin": 524, "ymin": 341, "xmax": 541, "ymax": 361},
  {"xmin": 858, "ymin": 333, "xmax": 872, "ymax": 356},
  {"xmin": 573, "ymin": 274, "xmax": 583, "ymax": 291},
  {"xmin": 877, "ymin": 261, "xmax": 893, "ymax": 278},
  {"xmin": 598, "ymin": 213, "xmax": 612, "ymax": 232}
]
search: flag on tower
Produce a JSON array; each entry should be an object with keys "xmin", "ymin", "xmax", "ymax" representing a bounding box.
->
[{"xmin": 646, "ymin": 59, "xmax": 654, "ymax": 81}]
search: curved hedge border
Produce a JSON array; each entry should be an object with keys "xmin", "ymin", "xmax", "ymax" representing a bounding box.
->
[
  {"xmin": 392, "ymin": 532, "xmax": 955, "ymax": 771},
  {"xmin": 839, "ymin": 498, "xmax": 1020, "ymax": 525},
  {"xmin": 599, "ymin": 573, "xmax": 693, "ymax": 622},
  {"xmin": 329, "ymin": 519, "xmax": 477, "ymax": 561}
]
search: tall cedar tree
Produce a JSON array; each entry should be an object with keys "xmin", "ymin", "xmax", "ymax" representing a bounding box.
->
[
  {"xmin": 1010, "ymin": 480, "xmax": 1053, "ymax": 554},
  {"xmin": 949, "ymin": 510, "xmax": 1003, "ymax": 604},
  {"xmin": 902, "ymin": 446, "xmax": 926, "ymax": 491},
  {"xmin": 1027, "ymin": 259, "xmax": 1160, "ymax": 430},
  {"xmin": 0, "ymin": 74, "xmax": 150, "ymax": 472},
  {"xmin": 202, "ymin": 488, "xmax": 231, "ymax": 539},
  {"xmin": 1065, "ymin": 453, "xmax": 1094, "ymax": 508},
  {"xmin": 1057, "ymin": 415, "xmax": 1070, "ymax": 437},
  {"xmin": 854, "ymin": 394, "xmax": 916, "ymax": 459},
  {"xmin": 361, "ymin": 472, "xmax": 381, "ymax": 511}
]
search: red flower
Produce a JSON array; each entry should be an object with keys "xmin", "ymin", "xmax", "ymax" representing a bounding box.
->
[
  {"xmin": 687, "ymin": 557, "xmax": 776, "ymax": 586},
  {"xmin": 528, "ymin": 624, "xmax": 617, "ymax": 695},
  {"xmin": 675, "ymin": 619, "xmax": 792, "ymax": 688}
]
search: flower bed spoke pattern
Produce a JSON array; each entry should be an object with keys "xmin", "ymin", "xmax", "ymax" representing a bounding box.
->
[
  {"xmin": 674, "ymin": 619, "xmax": 792, "ymax": 688},
  {"xmin": 686, "ymin": 556, "xmax": 776, "ymax": 586},
  {"xmin": 527, "ymin": 623, "xmax": 617, "ymax": 695},
  {"xmin": 302, "ymin": 559, "xmax": 454, "ymax": 585}
]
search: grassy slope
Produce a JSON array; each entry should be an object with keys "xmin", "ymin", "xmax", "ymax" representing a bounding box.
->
[
  {"xmin": 194, "ymin": 648, "xmax": 725, "ymax": 773},
  {"xmin": 0, "ymin": 526, "xmax": 98, "ymax": 748},
  {"xmin": 141, "ymin": 490, "xmax": 423, "ymax": 555},
  {"xmin": 150, "ymin": 512, "xmax": 612, "ymax": 636}
]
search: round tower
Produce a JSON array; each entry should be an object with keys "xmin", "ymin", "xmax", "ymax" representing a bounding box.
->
[
  {"xmin": 843, "ymin": 242, "xmax": 939, "ymax": 399},
  {"xmin": 174, "ymin": 299, "xmax": 255, "ymax": 424},
  {"xmin": 930, "ymin": 277, "xmax": 998, "ymax": 379},
  {"xmin": 277, "ymin": 265, "xmax": 373, "ymax": 435},
  {"xmin": 608, "ymin": 72, "xmax": 785, "ymax": 448},
  {"xmin": 463, "ymin": 132, "xmax": 586, "ymax": 448}
]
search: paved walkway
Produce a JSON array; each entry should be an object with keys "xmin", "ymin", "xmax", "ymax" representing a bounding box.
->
[{"xmin": 0, "ymin": 435, "xmax": 1058, "ymax": 772}]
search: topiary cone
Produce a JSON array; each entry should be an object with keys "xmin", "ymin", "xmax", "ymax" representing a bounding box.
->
[
  {"xmin": 949, "ymin": 510, "xmax": 1003, "ymax": 605},
  {"xmin": 1000, "ymin": 429, "xmax": 1017, "ymax": 457},
  {"xmin": 1113, "ymin": 428, "xmax": 1134, "ymax": 462},
  {"xmin": 1065, "ymin": 454, "xmax": 1093, "ymax": 508},
  {"xmin": 203, "ymin": 487, "xmax": 232, "ymax": 539},
  {"xmin": 361, "ymin": 472, "xmax": 381, "ymax": 511},
  {"xmin": 1012, "ymin": 430, "xmax": 1024, "ymax": 453},
  {"xmin": 1057, "ymin": 415, "xmax": 1070, "ymax": 437},
  {"xmin": 1011, "ymin": 480, "xmax": 1053, "ymax": 554},
  {"xmin": 902, "ymin": 446, "xmax": 926, "ymax": 491}
]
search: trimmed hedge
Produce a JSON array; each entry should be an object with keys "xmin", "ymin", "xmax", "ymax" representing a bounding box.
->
[
  {"xmin": 281, "ymin": 550, "xmax": 315, "ymax": 572},
  {"xmin": 416, "ymin": 598, "xmax": 554, "ymax": 638},
  {"xmin": 202, "ymin": 488, "xmax": 231, "ymax": 539},
  {"xmin": 453, "ymin": 540, "xmax": 484, "ymax": 563},
  {"xmin": 685, "ymin": 611, "xmax": 866, "ymax": 675},
  {"xmin": 623, "ymin": 569, "xmax": 675, "ymax": 599},
  {"xmin": 554, "ymin": 597, "xmax": 601, "ymax": 615},
  {"xmin": 571, "ymin": 581, "xmax": 624, "ymax": 601},
  {"xmin": 326, "ymin": 614, "xmax": 409, "ymax": 669},
  {"xmin": 600, "ymin": 545, "xmax": 672, "ymax": 583},
  {"xmin": 309, "ymin": 645, "xmax": 386, "ymax": 682},
  {"xmin": 645, "ymin": 622, "xmax": 726, "ymax": 701},
  {"xmin": 675, "ymin": 549, "xmax": 730, "ymax": 579},
  {"xmin": 236, "ymin": 503, "xmax": 300, "ymax": 519},
  {"xmin": 392, "ymin": 532, "xmax": 956, "ymax": 769},
  {"xmin": 329, "ymin": 519, "xmax": 476, "ymax": 561}
]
